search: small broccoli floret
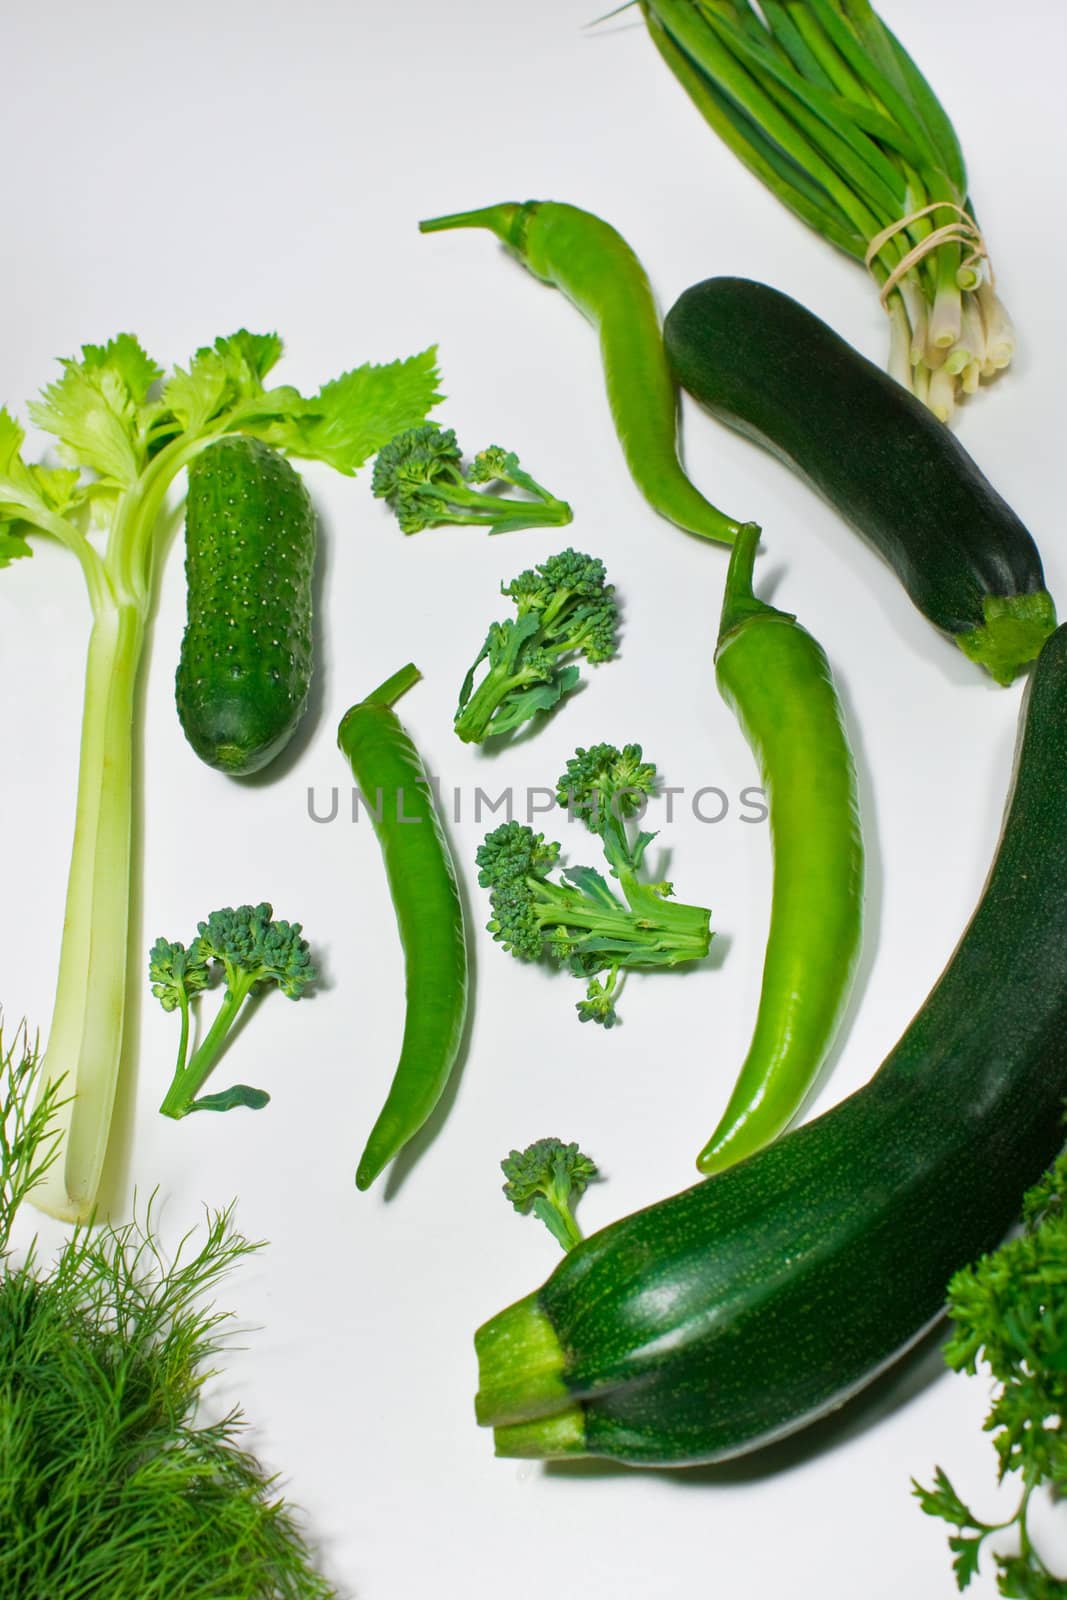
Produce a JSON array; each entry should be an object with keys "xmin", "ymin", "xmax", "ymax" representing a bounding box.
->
[
  {"xmin": 467, "ymin": 444, "xmax": 513, "ymax": 483},
  {"xmin": 575, "ymin": 968, "xmax": 624, "ymax": 1028},
  {"xmin": 148, "ymin": 938, "xmax": 212, "ymax": 1088},
  {"xmin": 475, "ymin": 822, "xmax": 561, "ymax": 960},
  {"xmin": 476, "ymin": 773, "xmax": 711, "ymax": 1027},
  {"xmin": 152, "ymin": 903, "xmax": 317, "ymax": 1119},
  {"xmin": 148, "ymin": 937, "xmax": 211, "ymax": 1013},
  {"xmin": 467, "ymin": 445, "xmax": 564, "ymax": 508},
  {"xmin": 371, "ymin": 423, "xmax": 464, "ymax": 499},
  {"xmin": 557, "ymin": 741, "xmax": 661, "ymax": 883},
  {"xmin": 558, "ymin": 742, "xmax": 658, "ymax": 830},
  {"xmin": 501, "ymin": 1137, "xmax": 599, "ymax": 1252},
  {"xmin": 371, "ymin": 422, "xmax": 572, "ymax": 536},
  {"xmin": 455, "ymin": 550, "xmax": 620, "ymax": 744}
]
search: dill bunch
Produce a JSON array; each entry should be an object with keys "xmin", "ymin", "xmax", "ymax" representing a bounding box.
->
[{"xmin": 0, "ymin": 1021, "xmax": 335, "ymax": 1600}]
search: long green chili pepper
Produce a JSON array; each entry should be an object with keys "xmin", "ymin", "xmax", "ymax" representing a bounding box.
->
[
  {"xmin": 337, "ymin": 664, "xmax": 469, "ymax": 1190},
  {"xmin": 699, "ymin": 524, "xmax": 863, "ymax": 1174},
  {"xmin": 419, "ymin": 200, "xmax": 745, "ymax": 546}
]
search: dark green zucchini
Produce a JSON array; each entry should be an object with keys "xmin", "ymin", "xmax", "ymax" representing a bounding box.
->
[
  {"xmin": 475, "ymin": 622, "xmax": 1067, "ymax": 1466},
  {"xmin": 177, "ymin": 436, "xmax": 315, "ymax": 775},
  {"xmin": 663, "ymin": 277, "xmax": 1055, "ymax": 685}
]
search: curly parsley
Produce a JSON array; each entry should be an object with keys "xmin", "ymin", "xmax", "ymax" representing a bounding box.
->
[{"xmin": 914, "ymin": 1143, "xmax": 1067, "ymax": 1595}]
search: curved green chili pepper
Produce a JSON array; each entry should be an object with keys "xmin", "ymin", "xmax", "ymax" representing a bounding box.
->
[
  {"xmin": 699, "ymin": 524, "xmax": 864, "ymax": 1174},
  {"xmin": 419, "ymin": 199, "xmax": 744, "ymax": 547},
  {"xmin": 338, "ymin": 664, "xmax": 469, "ymax": 1191}
]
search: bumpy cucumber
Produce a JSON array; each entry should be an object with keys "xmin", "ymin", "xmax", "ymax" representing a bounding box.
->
[
  {"xmin": 475, "ymin": 623, "xmax": 1067, "ymax": 1465},
  {"xmin": 663, "ymin": 277, "xmax": 1055, "ymax": 685},
  {"xmin": 177, "ymin": 436, "xmax": 315, "ymax": 775}
]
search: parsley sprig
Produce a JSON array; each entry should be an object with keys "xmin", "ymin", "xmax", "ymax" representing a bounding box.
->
[{"xmin": 914, "ymin": 1143, "xmax": 1067, "ymax": 1595}]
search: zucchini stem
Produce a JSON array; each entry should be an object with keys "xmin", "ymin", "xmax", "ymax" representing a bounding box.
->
[{"xmin": 474, "ymin": 1290, "xmax": 573, "ymax": 1428}]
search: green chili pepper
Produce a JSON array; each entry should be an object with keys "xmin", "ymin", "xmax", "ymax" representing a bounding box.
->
[
  {"xmin": 699, "ymin": 524, "xmax": 864, "ymax": 1174},
  {"xmin": 337, "ymin": 664, "xmax": 469, "ymax": 1191},
  {"xmin": 419, "ymin": 200, "xmax": 744, "ymax": 547}
]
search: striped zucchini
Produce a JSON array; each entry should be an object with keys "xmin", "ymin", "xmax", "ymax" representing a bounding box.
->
[{"xmin": 475, "ymin": 623, "xmax": 1067, "ymax": 1464}]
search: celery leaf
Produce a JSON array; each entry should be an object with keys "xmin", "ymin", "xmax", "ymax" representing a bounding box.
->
[
  {"xmin": 162, "ymin": 329, "xmax": 286, "ymax": 435},
  {"xmin": 0, "ymin": 409, "xmax": 34, "ymax": 491},
  {"xmin": 213, "ymin": 328, "xmax": 284, "ymax": 382},
  {"xmin": 28, "ymin": 464, "xmax": 82, "ymax": 511},
  {"xmin": 0, "ymin": 527, "xmax": 32, "ymax": 567},
  {"xmin": 28, "ymin": 335, "xmax": 161, "ymax": 486},
  {"xmin": 78, "ymin": 333, "xmax": 162, "ymax": 404},
  {"xmin": 0, "ymin": 411, "xmax": 80, "ymax": 541},
  {"xmin": 278, "ymin": 346, "xmax": 443, "ymax": 474}
]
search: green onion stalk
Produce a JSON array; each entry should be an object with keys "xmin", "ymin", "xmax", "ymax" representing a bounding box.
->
[{"xmin": 637, "ymin": 0, "xmax": 1013, "ymax": 422}]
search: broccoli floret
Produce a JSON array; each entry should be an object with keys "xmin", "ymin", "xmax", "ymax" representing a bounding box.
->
[
  {"xmin": 467, "ymin": 444, "xmax": 514, "ymax": 483},
  {"xmin": 148, "ymin": 938, "xmax": 211, "ymax": 1013},
  {"xmin": 455, "ymin": 550, "xmax": 620, "ymax": 744},
  {"xmin": 371, "ymin": 423, "xmax": 463, "ymax": 497},
  {"xmin": 575, "ymin": 969, "xmax": 624, "ymax": 1029},
  {"xmin": 371, "ymin": 421, "xmax": 572, "ymax": 536},
  {"xmin": 501, "ymin": 1138, "xmax": 598, "ymax": 1252},
  {"xmin": 557, "ymin": 741, "xmax": 660, "ymax": 880},
  {"xmin": 476, "ymin": 749, "xmax": 711, "ymax": 1027},
  {"xmin": 474, "ymin": 822, "xmax": 561, "ymax": 961},
  {"xmin": 558, "ymin": 741, "xmax": 657, "ymax": 827},
  {"xmin": 151, "ymin": 903, "xmax": 317, "ymax": 1118},
  {"xmin": 195, "ymin": 903, "xmax": 317, "ymax": 1000},
  {"xmin": 148, "ymin": 938, "xmax": 213, "ymax": 1091}
]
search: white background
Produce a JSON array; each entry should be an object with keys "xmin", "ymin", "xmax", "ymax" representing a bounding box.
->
[{"xmin": 3, "ymin": 2, "xmax": 1067, "ymax": 1595}]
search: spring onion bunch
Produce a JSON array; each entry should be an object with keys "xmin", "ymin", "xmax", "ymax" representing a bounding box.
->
[{"xmin": 637, "ymin": 0, "xmax": 1013, "ymax": 420}]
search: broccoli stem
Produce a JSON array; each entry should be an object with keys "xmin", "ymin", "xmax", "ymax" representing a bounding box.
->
[
  {"xmin": 32, "ymin": 600, "xmax": 144, "ymax": 1221},
  {"xmin": 174, "ymin": 988, "xmax": 192, "ymax": 1084},
  {"xmin": 454, "ymin": 662, "xmax": 544, "ymax": 743},
  {"xmin": 159, "ymin": 971, "xmax": 256, "ymax": 1120},
  {"xmin": 419, "ymin": 479, "xmax": 569, "ymax": 526},
  {"xmin": 531, "ymin": 874, "xmax": 710, "ymax": 963},
  {"xmin": 617, "ymin": 870, "xmax": 711, "ymax": 945},
  {"xmin": 454, "ymin": 598, "xmax": 603, "ymax": 743},
  {"xmin": 533, "ymin": 1194, "xmax": 583, "ymax": 1253},
  {"xmin": 538, "ymin": 586, "xmax": 582, "ymax": 632},
  {"xmin": 410, "ymin": 492, "xmax": 571, "ymax": 537},
  {"xmin": 492, "ymin": 459, "xmax": 557, "ymax": 503}
]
